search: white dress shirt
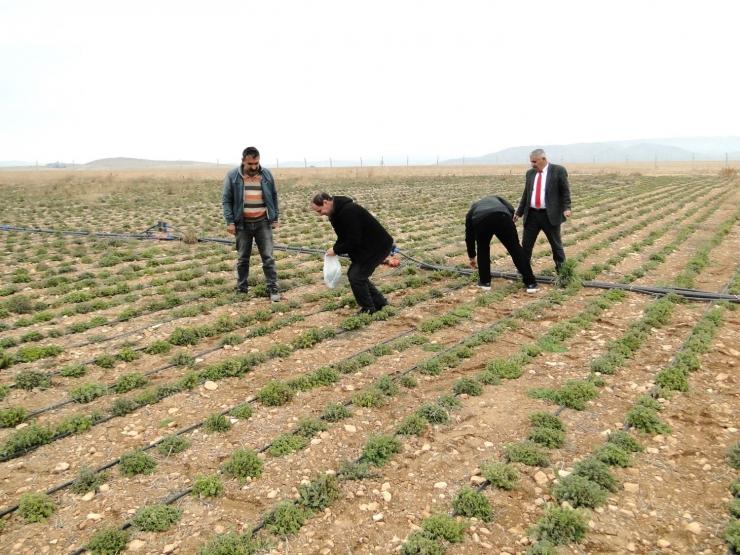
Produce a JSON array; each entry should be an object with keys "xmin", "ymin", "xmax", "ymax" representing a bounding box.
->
[{"xmin": 530, "ymin": 163, "xmax": 549, "ymax": 209}]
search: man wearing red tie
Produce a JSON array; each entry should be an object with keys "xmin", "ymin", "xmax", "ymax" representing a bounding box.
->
[{"xmin": 513, "ymin": 149, "xmax": 572, "ymax": 274}]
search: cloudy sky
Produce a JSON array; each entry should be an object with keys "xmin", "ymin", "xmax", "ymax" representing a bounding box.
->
[{"xmin": 0, "ymin": 0, "xmax": 737, "ymax": 165}]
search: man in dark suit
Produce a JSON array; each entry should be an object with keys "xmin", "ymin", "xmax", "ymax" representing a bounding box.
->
[{"xmin": 514, "ymin": 149, "xmax": 572, "ymax": 273}]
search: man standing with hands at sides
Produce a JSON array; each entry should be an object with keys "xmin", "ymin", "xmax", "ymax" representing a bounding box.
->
[
  {"xmin": 514, "ymin": 149, "xmax": 572, "ymax": 274},
  {"xmin": 466, "ymin": 195, "xmax": 540, "ymax": 294},
  {"xmin": 222, "ymin": 146, "xmax": 281, "ymax": 302},
  {"xmin": 310, "ymin": 192, "xmax": 393, "ymax": 315}
]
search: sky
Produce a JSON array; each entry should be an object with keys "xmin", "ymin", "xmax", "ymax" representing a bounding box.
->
[{"xmin": 0, "ymin": 0, "xmax": 738, "ymax": 165}]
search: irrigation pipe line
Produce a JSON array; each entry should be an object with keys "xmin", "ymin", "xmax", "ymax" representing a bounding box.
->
[{"xmin": 3, "ymin": 223, "xmax": 738, "ymax": 303}]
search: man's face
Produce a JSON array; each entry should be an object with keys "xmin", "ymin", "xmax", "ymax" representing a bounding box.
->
[
  {"xmin": 242, "ymin": 156, "xmax": 260, "ymax": 175},
  {"xmin": 530, "ymin": 156, "xmax": 547, "ymax": 171},
  {"xmin": 311, "ymin": 200, "xmax": 333, "ymax": 217}
]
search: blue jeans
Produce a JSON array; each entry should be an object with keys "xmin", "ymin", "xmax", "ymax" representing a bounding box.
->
[{"xmin": 235, "ymin": 220, "xmax": 277, "ymax": 291}]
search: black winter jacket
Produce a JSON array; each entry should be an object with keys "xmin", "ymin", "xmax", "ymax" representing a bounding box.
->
[{"xmin": 329, "ymin": 196, "xmax": 394, "ymax": 266}]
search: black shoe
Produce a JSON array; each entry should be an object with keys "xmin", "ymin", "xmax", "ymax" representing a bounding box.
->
[
  {"xmin": 268, "ymin": 286, "xmax": 281, "ymax": 302},
  {"xmin": 235, "ymin": 287, "xmax": 248, "ymax": 295},
  {"xmin": 374, "ymin": 301, "xmax": 389, "ymax": 311},
  {"xmin": 356, "ymin": 307, "xmax": 376, "ymax": 316},
  {"xmin": 477, "ymin": 282, "xmax": 491, "ymax": 291}
]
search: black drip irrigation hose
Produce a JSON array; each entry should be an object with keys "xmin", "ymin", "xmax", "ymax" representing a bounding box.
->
[{"xmin": 3, "ymin": 223, "xmax": 738, "ymax": 303}]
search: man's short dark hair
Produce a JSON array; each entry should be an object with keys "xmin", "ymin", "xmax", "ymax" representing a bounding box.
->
[
  {"xmin": 242, "ymin": 146, "xmax": 260, "ymax": 159},
  {"xmin": 311, "ymin": 192, "xmax": 333, "ymax": 206}
]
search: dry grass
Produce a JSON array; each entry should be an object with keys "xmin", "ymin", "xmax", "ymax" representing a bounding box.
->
[{"xmin": 1, "ymin": 161, "xmax": 736, "ymax": 201}]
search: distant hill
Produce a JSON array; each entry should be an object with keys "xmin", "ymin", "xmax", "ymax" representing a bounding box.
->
[
  {"xmin": 443, "ymin": 136, "xmax": 740, "ymax": 165},
  {"xmin": 84, "ymin": 157, "xmax": 222, "ymax": 169}
]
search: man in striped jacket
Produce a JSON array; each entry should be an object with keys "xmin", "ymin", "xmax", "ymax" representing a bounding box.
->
[{"xmin": 222, "ymin": 146, "xmax": 281, "ymax": 301}]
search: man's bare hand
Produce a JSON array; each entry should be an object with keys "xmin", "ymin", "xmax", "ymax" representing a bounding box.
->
[
  {"xmin": 325, "ymin": 248, "xmax": 336, "ymax": 257},
  {"xmin": 513, "ymin": 214, "xmax": 520, "ymax": 222},
  {"xmin": 226, "ymin": 224, "xmax": 236, "ymax": 235},
  {"xmin": 271, "ymin": 222, "xmax": 279, "ymax": 230},
  {"xmin": 469, "ymin": 257, "xmax": 477, "ymax": 269}
]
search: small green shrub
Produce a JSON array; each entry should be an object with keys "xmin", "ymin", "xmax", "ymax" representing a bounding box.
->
[
  {"xmin": 222, "ymin": 448, "xmax": 263, "ymax": 483},
  {"xmin": 95, "ymin": 354, "xmax": 118, "ymax": 369},
  {"xmin": 417, "ymin": 358, "xmax": 442, "ymax": 376},
  {"xmin": 69, "ymin": 382, "xmax": 107, "ymax": 403},
  {"xmin": 396, "ymin": 414, "xmax": 428, "ymax": 436},
  {"xmin": 336, "ymin": 460, "xmax": 378, "ymax": 481},
  {"xmin": 485, "ymin": 358, "xmax": 522, "ymax": 379},
  {"xmin": 55, "ymin": 412, "xmax": 100, "ymax": 435},
  {"xmin": 70, "ymin": 466, "xmax": 108, "ymax": 494},
  {"xmin": 309, "ymin": 366, "xmax": 338, "ymax": 386},
  {"xmin": 526, "ymin": 541, "xmax": 558, "ymax": 555},
  {"xmin": 119, "ymin": 448, "xmax": 158, "ymax": 477},
  {"xmin": 117, "ymin": 347, "xmax": 141, "ymax": 362},
  {"xmin": 352, "ymin": 388, "xmax": 386, "ymax": 408},
  {"xmin": 15, "ymin": 370, "xmax": 51, "ymax": 390},
  {"xmin": 451, "ymin": 487, "xmax": 493, "ymax": 521},
  {"xmin": 374, "ymin": 375, "xmax": 400, "ymax": 397},
  {"xmin": 553, "ymin": 380, "xmax": 598, "ymax": 410},
  {"xmin": 727, "ymin": 498, "xmax": 740, "ymax": 518},
  {"xmin": 192, "ymin": 473, "xmax": 224, "ymax": 498},
  {"xmin": 625, "ymin": 405, "xmax": 671, "ymax": 435},
  {"xmin": 296, "ymin": 417, "xmax": 327, "ymax": 438},
  {"xmin": 453, "ymin": 377, "xmax": 483, "ymax": 396},
  {"xmin": 269, "ymin": 434, "xmax": 308, "ymax": 456},
  {"xmin": 131, "ymin": 503, "xmax": 183, "ymax": 532},
  {"xmin": 59, "ymin": 363, "xmax": 87, "ymax": 378},
  {"xmin": 157, "ymin": 434, "xmax": 191, "ymax": 455},
  {"xmin": 0, "ymin": 423, "xmax": 54, "ymax": 458},
  {"xmin": 86, "ymin": 526, "xmax": 131, "ymax": 555},
  {"xmin": 729, "ymin": 476, "xmax": 740, "ymax": 496},
  {"xmin": 723, "ymin": 519, "xmax": 740, "ymax": 551},
  {"xmin": 607, "ymin": 431, "xmax": 644, "ymax": 453},
  {"xmin": 529, "ymin": 504, "xmax": 589, "ymax": 546},
  {"xmin": 530, "ymin": 412, "xmax": 565, "ymax": 430},
  {"xmin": 727, "ymin": 441, "xmax": 740, "ymax": 470},
  {"xmin": 0, "ymin": 406, "xmax": 27, "ymax": 427},
  {"xmin": 594, "ymin": 443, "xmax": 632, "ymax": 467},
  {"xmin": 18, "ymin": 492, "xmax": 56, "ymax": 523},
  {"xmin": 436, "ymin": 394, "xmax": 462, "ymax": 409},
  {"xmin": 203, "ymin": 413, "xmax": 231, "ymax": 433},
  {"xmin": 111, "ymin": 372, "xmax": 148, "ymax": 394},
  {"xmin": 416, "ymin": 403, "xmax": 450, "ymax": 425},
  {"xmin": 421, "ymin": 513, "xmax": 468, "ymax": 543},
  {"xmin": 553, "ymin": 474, "xmax": 608, "ymax": 508},
  {"xmin": 505, "ymin": 442, "xmax": 549, "ymax": 467},
  {"xmin": 298, "ymin": 473, "xmax": 341, "ymax": 511},
  {"xmin": 258, "ymin": 381, "xmax": 294, "ymax": 406},
  {"xmin": 655, "ymin": 367, "xmax": 689, "ymax": 392},
  {"xmin": 144, "ymin": 340, "xmax": 172, "ymax": 355},
  {"xmin": 481, "ymin": 461, "xmax": 519, "ymax": 490},
  {"xmin": 230, "ymin": 403, "xmax": 254, "ymax": 420},
  {"xmin": 399, "ymin": 531, "xmax": 445, "ymax": 555},
  {"xmin": 264, "ymin": 501, "xmax": 306, "ymax": 536},
  {"xmin": 323, "ymin": 403, "xmax": 352, "ymax": 422},
  {"xmin": 398, "ymin": 374, "xmax": 417, "ymax": 388},
  {"xmin": 361, "ymin": 434, "xmax": 403, "ymax": 466},
  {"xmin": 572, "ymin": 457, "xmax": 619, "ymax": 492},
  {"xmin": 530, "ymin": 427, "xmax": 566, "ymax": 449}
]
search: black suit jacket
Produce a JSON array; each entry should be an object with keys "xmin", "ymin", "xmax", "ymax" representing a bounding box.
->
[
  {"xmin": 516, "ymin": 163, "xmax": 572, "ymax": 227},
  {"xmin": 329, "ymin": 196, "xmax": 394, "ymax": 266}
]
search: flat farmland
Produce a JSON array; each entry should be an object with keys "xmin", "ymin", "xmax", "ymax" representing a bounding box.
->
[{"xmin": 0, "ymin": 167, "xmax": 738, "ymax": 555}]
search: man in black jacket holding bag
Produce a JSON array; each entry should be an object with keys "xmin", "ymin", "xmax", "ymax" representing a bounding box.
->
[{"xmin": 310, "ymin": 192, "xmax": 393, "ymax": 314}]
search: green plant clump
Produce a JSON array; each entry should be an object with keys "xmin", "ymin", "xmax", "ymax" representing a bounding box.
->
[
  {"xmin": 530, "ymin": 427, "xmax": 566, "ymax": 449},
  {"xmin": 119, "ymin": 448, "xmax": 158, "ymax": 477},
  {"xmin": 723, "ymin": 519, "xmax": 740, "ymax": 551},
  {"xmin": 158, "ymin": 434, "xmax": 191, "ymax": 455},
  {"xmin": 607, "ymin": 431, "xmax": 644, "ymax": 453},
  {"xmin": 452, "ymin": 377, "xmax": 483, "ymax": 396},
  {"xmin": 263, "ymin": 501, "xmax": 306, "ymax": 536},
  {"xmin": 571, "ymin": 458, "xmax": 619, "ymax": 492},
  {"xmin": 269, "ymin": 434, "xmax": 308, "ymax": 456},
  {"xmin": 361, "ymin": 434, "xmax": 403, "ymax": 466},
  {"xmin": 594, "ymin": 443, "xmax": 632, "ymax": 467},
  {"xmin": 203, "ymin": 413, "xmax": 231, "ymax": 434},
  {"xmin": 481, "ymin": 461, "xmax": 519, "ymax": 490},
  {"xmin": 625, "ymin": 405, "xmax": 672, "ymax": 435},
  {"xmin": 451, "ymin": 487, "xmax": 493, "ymax": 521},
  {"xmin": 336, "ymin": 460, "xmax": 378, "ymax": 481},
  {"xmin": 131, "ymin": 503, "xmax": 183, "ymax": 532},
  {"xmin": 529, "ymin": 504, "xmax": 589, "ymax": 546},
  {"xmin": 322, "ymin": 402, "xmax": 352, "ymax": 422},
  {"xmin": 530, "ymin": 411, "xmax": 565, "ymax": 430},
  {"xmin": 421, "ymin": 513, "xmax": 469, "ymax": 543},
  {"xmin": 70, "ymin": 466, "xmax": 108, "ymax": 494},
  {"xmin": 396, "ymin": 414, "xmax": 428, "ymax": 436},
  {"xmin": 0, "ymin": 423, "xmax": 54, "ymax": 458},
  {"xmin": 0, "ymin": 406, "xmax": 28, "ymax": 428},
  {"xmin": 506, "ymin": 442, "xmax": 549, "ymax": 467},
  {"xmin": 399, "ymin": 532, "xmax": 445, "ymax": 555},
  {"xmin": 69, "ymin": 382, "xmax": 107, "ymax": 403},
  {"xmin": 257, "ymin": 381, "xmax": 294, "ymax": 406},
  {"xmin": 192, "ymin": 473, "xmax": 224, "ymax": 498},
  {"xmin": 86, "ymin": 526, "xmax": 132, "ymax": 555},
  {"xmin": 15, "ymin": 370, "xmax": 51, "ymax": 390},
  {"xmin": 553, "ymin": 474, "xmax": 608, "ymax": 508},
  {"xmin": 18, "ymin": 492, "xmax": 56, "ymax": 523},
  {"xmin": 230, "ymin": 403, "xmax": 254, "ymax": 420},
  {"xmin": 298, "ymin": 473, "xmax": 341, "ymax": 512},
  {"xmin": 222, "ymin": 448, "xmax": 264, "ymax": 483},
  {"xmin": 59, "ymin": 363, "xmax": 87, "ymax": 378},
  {"xmin": 416, "ymin": 403, "xmax": 449, "ymax": 425}
]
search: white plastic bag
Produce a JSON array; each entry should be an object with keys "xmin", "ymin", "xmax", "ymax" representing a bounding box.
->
[{"xmin": 323, "ymin": 255, "xmax": 342, "ymax": 289}]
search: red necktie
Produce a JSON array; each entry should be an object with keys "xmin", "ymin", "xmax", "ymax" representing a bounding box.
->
[{"xmin": 534, "ymin": 171, "xmax": 543, "ymax": 208}]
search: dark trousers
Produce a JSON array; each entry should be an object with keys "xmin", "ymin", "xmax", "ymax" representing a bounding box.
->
[
  {"xmin": 521, "ymin": 209, "xmax": 566, "ymax": 271},
  {"xmin": 475, "ymin": 212, "xmax": 536, "ymax": 285},
  {"xmin": 347, "ymin": 249, "xmax": 389, "ymax": 311},
  {"xmin": 234, "ymin": 220, "xmax": 277, "ymax": 291}
]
